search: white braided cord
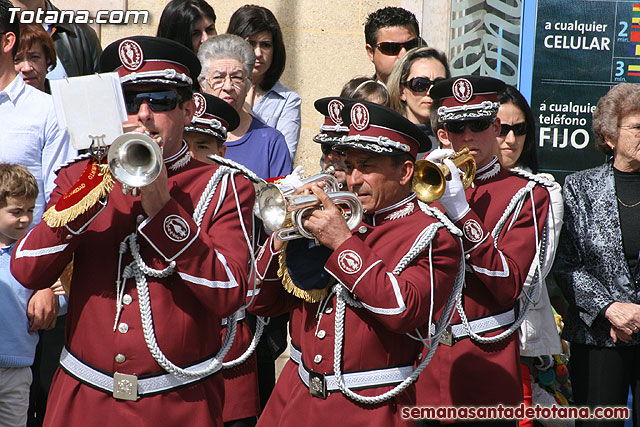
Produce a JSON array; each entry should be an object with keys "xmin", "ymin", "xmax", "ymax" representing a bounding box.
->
[
  {"xmin": 457, "ymin": 179, "xmax": 548, "ymax": 344},
  {"xmin": 331, "ymin": 218, "xmax": 465, "ymax": 404},
  {"xmin": 115, "ymin": 166, "xmax": 253, "ymax": 378}
]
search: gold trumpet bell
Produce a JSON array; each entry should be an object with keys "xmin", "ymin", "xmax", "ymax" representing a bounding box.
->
[{"xmin": 413, "ymin": 147, "xmax": 476, "ymax": 204}]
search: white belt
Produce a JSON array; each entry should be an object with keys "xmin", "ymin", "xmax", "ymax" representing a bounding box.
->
[
  {"xmin": 297, "ymin": 360, "xmax": 413, "ymax": 399},
  {"xmin": 222, "ymin": 308, "xmax": 246, "ymax": 326},
  {"xmin": 432, "ymin": 308, "xmax": 516, "ymax": 346},
  {"xmin": 289, "ymin": 343, "xmax": 301, "ymax": 365},
  {"xmin": 59, "ymin": 347, "xmax": 221, "ymax": 400}
]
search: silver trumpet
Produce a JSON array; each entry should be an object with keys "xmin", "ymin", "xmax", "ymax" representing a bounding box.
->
[
  {"xmin": 255, "ymin": 169, "xmax": 363, "ymax": 241},
  {"xmin": 108, "ymin": 132, "xmax": 163, "ymax": 196}
]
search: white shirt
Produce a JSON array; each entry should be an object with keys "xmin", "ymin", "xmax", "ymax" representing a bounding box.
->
[{"xmin": 0, "ymin": 74, "xmax": 76, "ymax": 224}]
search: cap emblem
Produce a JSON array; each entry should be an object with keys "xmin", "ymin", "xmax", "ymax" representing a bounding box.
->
[
  {"xmin": 328, "ymin": 99, "xmax": 344, "ymax": 125},
  {"xmin": 193, "ymin": 93, "xmax": 207, "ymax": 117},
  {"xmin": 118, "ymin": 39, "xmax": 144, "ymax": 71},
  {"xmin": 452, "ymin": 78, "xmax": 473, "ymax": 103},
  {"xmin": 350, "ymin": 103, "xmax": 370, "ymax": 131}
]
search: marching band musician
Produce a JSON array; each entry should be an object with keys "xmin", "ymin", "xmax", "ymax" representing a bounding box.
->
[
  {"xmin": 11, "ymin": 36, "xmax": 255, "ymax": 427},
  {"xmin": 416, "ymin": 76, "xmax": 554, "ymax": 425},
  {"xmin": 183, "ymin": 91, "xmax": 262, "ymax": 426},
  {"xmin": 250, "ymin": 97, "xmax": 463, "ymax": 426}
]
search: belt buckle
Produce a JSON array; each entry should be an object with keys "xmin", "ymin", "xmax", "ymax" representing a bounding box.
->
[
  {"xmin": 308, "ymin": 371, "xmax": 327, "ymax": 399},
  {"xmin": 439, "ymin": 325, "xmax": 453, "ymax": 347},
  {"xmin": 113, "ymin": 372, "xmax": 138, "ymax": 401}
]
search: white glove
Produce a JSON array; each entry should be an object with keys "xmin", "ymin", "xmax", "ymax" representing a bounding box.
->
[
  {"xmin": 278, "ymin": 165, "xmax": 305, "ymax": 190},
  {"xmin": 425, "ymin": 148, "xmax": 455, "ymax": 162},
  {"xmin": 438, "ymin": 158, "xmax": 470, "ymax": 222}
]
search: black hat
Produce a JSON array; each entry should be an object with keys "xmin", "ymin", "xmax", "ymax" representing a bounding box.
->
[
  {"xmin": 430, "ymin": 75, "xmax": 506, "ymax": 123},
  {"xmin": 313, "ymin": 97, "xmax": 351, "ymax": 145},
  {"xmin": 185, "ymin": 93, "xmax": 239, "ymax": 142},
  {"xmin": 100, "ymin": 36, "xmax": 201, "ymax": 87},
  {"xmin": 334, "ymin": 99, "xmax": 429, "ymax": 159}
]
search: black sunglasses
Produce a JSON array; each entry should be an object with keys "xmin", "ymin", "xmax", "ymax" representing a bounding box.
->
[
  {"xmin": 445, "ymin": 119, "xmax": 494, "ymax": 134},
  {"xmin": 321, "ymin": 143, "xmax": 346, "ymax": 156},
  {"xmin": 124, "ymin": 90, "xmax": 179, "ymax": 114},
  {"xmin": 403, "ymin": 76, "xmax": 445, "ymax": 93},
  {"xmin": 499, "ymin": 122, "xmax": 527, "ymax": 137},
  {"xmin": 375, "ymin": 38, "xmax": 422, "ymax": 55}
]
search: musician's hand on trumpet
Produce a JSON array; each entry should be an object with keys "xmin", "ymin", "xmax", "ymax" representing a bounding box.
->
[
  {"xmin": 300, "ymin": 184, "xmax": 352, "ymax": 250},
  {"xmin": 139, "ymin": 164, "xmax": 170, "ymax": 218},
  {"xmin": 425, "ymin": 149, "xmax": 470, "ymax": 221}
]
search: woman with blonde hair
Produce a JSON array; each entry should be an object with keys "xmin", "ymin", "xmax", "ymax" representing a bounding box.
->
[{"xmin": 387, "ymin": 46, "xmax": 450, "ymax": 154}]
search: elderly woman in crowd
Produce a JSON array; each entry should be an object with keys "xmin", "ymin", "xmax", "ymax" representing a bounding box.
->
[
  {"xmin": 197, "ymin": 33, "xmax": 292, "ymax": 180},
  {"xmin": 554, "ymin": 82, "xmax": 640, "ymax": 425},
  {"xmin": 226, "ymin": 5, "xmax": 301, "ymax": 161},
  {"xmin": 387, "ymin": 46, "xmax": 450, "ymax": 154},
  {"xmin": 14, "ymin": 23, "xmax": 56, "ymax": 93}
]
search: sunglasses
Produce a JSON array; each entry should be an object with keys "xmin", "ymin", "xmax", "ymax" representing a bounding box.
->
[
  {"xmin": 375, "ymin": 38, "xmax": 422, "ymax": 55},
  {"xmin": 499, "ymin": 122, "xmax": 527, "ymax": 137},
  {"xmin": 321, "ymin": 143, "xmax": 346, "ymax": 156},
  {"xmin": 403, "ymin": 76, "xmax": 445, "ymax": 93},
  {"xmin": 124, "ymin": 90, "xmax": 179, "ymax": 114},
  {"xmin": 445, "ymin": 119, "xmax": 494, "ymax": 134}
]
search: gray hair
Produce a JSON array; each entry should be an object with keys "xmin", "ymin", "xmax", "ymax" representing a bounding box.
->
[{"xmin": 197, "ymin": 34, "xmax": 256, "ymax": 84}]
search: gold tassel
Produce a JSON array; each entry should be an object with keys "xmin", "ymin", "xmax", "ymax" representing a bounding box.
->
[
  {"xmin": 42, "ymin": 165, "xmax": 114, "ymax": 228},
  {"xmin": 278, "ymin": 241, "xmax": 331, "ymax": 303}
]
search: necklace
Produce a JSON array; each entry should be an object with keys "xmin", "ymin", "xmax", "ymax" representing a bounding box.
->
[{"xmin": 617, "ymin": 196, "xmax": 640, "ymax": 208}]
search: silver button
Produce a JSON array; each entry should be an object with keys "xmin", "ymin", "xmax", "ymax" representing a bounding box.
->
[
  {"xmin": 118, "ymin": 323, "xmax": 129, "ymax": 334},
  {"xmin": 136, "ymin": 215, "xmax": 145, "ymax": 224},
  {"xmin": 314, "ymin": 354, "xmax": 322, "ymax": 364},
  {"xmin": 123, "ymin": 295, "xmax": 132, "ymax": 305},
  {"xmin": 358, "ymin": 226, "xmax": 367, "ymax": 234},
  {"xmin": 317, "ymin": 330, "xmax": 326, "ymax": 339},
  {"xmin": 324, "ymin": 307, "xmax": 333, "ymax": 315},
  {"xmin": 115, "ymin": 353, "xmax": 126, "ymax": 363},
  {"xmin": 465, "ymin": 254, "xmax": 470, "ymax": 260}
]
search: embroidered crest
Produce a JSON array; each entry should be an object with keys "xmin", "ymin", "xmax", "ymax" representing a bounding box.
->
[
  {"xmin": 337, "ymin": 250, "xmax": 362, "ymax": 274},
  {"xmin": 328, "ymin": 99, "xmax": 344, "ymax": 125},
  {"xmin": 350, "ymin": 103, "xmax": 370, "ymax": 131},
  {"xmin": 384, "ymin": 203, "xmax": 414, "ymax": 221},
  {"xmin": 193, "ymin": 93, "xmax": 206, "ymax": 117},
  {"xmin": 168, "ymin": 151, "xmax": 191, "ymax": 171},
  {"xmin": 463, "ymin": 219, "xmax": 484, "ymax": 243},
  {"xmin": 452, "ymin": 78, "xmax": 473, "ymax": 103},
  {"xmin": 118, "ymin": 39, "xmax": 143, "ymax": 71},
  {"xmin": 164, "ymin": 215, "xmax": 189, "ymax": 242}
]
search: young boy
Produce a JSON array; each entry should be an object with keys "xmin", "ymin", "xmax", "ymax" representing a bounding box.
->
[
  {"xmin": 184, "ymin": 92, "xmax": 239, "ymax": 163},
  {"xmin": 0, "ymin": 163, "xmax": 64, "ymax": 426}
]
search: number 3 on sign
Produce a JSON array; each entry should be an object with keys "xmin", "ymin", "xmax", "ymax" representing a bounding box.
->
[{"xmin": 616, "ymin": 60, "xmax": 625, "ymax": 77}]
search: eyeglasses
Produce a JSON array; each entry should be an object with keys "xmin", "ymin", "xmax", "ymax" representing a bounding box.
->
[
  {"xmin": 403, "ymin": 76, "xmax": 445, "ymax": 93},
  {"xmin": 445, "ymin": 119, "xmax": 494, "ymax": 134},
  {"xmin": 124, "ymin": 90, "xmax": 179, "ymax": 114},
  {"xmin": 321, "ymin": 143, "xmax": 346, "ymax": 156},
  {"xmin": 499, "ymin": 122, "xmax": 527, "ymax": 137},
  {"xmin": 375, "ymin": 38, "xmax": 422, "ymax": 56},
  {"xmin": 206, "ymin": 74, "xmax": 246, "ymax": 90}
]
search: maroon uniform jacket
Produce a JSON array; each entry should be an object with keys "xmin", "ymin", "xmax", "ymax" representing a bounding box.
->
[
  {"xmin": 250, "ymin": 194, "xmax": 461, "ymax": 427},
  {"xmin": 417, "ymin": 158, "xmax": 551, "ymax": 408},
  {"xmin": 11, "ymin": 145, "xmax": 255, "ymax": 427}
]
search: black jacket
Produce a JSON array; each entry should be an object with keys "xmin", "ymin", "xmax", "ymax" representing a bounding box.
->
[{"xmin": 47, "ymin": 0, "xmax": 102, "ymax": 76}]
